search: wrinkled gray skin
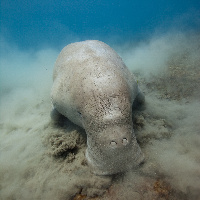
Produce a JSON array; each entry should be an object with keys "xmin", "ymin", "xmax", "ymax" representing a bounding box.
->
[{"xmin": 51, "ymin": 40, "xmax": 145, "ymax": 175}]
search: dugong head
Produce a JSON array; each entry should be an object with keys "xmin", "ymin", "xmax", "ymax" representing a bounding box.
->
[{"xmin": 78, "ymin": 80, "xmax": 144, "ymax": 175}]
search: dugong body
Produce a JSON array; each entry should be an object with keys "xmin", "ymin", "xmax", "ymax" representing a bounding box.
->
[{"xmin": 51, "ymin": 40, "xmax": 144, "ymax": 175}]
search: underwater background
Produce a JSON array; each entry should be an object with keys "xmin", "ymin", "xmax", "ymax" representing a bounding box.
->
[{"xmin": 0, "ymin": 1, "xmax": 200, "ymax": 200}]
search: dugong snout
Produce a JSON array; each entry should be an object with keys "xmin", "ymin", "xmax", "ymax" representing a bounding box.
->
[{"xmin": 86, "ymin": 126, "xmax": 144, "ymax": 175}]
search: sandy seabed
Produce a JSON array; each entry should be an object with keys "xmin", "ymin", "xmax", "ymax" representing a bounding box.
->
[{"xmin": 0, "ymin": 32, "xmax": 200, "ymax": 200}]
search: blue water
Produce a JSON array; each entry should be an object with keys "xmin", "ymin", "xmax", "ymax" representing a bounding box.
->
[{"xmin": 1, "ymin": 0, "xmax": 199, "ymax": 49}]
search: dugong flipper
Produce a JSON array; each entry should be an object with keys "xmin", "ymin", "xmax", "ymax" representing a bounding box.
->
[{"xmin": 51, "ymin": 40, "xmax": 144, "ymax": 175}]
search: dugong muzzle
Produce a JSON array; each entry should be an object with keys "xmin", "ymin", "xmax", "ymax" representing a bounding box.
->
[{"xmin": 51, "ymin": 40, "xmax": 145, "ymax": 175}]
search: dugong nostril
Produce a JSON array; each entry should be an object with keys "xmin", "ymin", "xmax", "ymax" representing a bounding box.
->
[
  {"xmin": 110, "ymin": 141, "xmax": 117, "ymax": 146},
  {"xmin": 122, "ymin": 138, "xmax": 128, "ymax": 145}
]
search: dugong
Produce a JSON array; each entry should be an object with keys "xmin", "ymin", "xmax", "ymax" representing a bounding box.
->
[{"xmin": 51, "ymin": 40, "xmax": 145, "ymax": 175}]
